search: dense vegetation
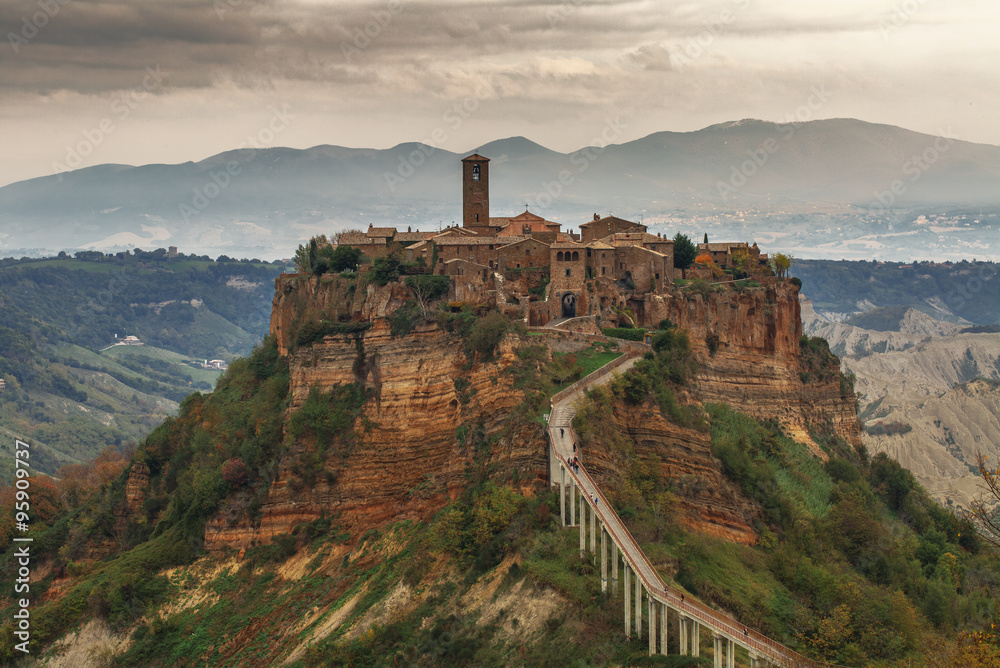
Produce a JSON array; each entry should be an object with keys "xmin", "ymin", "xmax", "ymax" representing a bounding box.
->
[
  {"xmin": 794, "ymin": 259, "xmax": 1000, "ymax": 325},
  {"xmin": 4, "ymin": 266, "xmax": 1000, "ymax": 666},
  {"xmin": 0, "ymin": 252, "xmax": 287, "ymax": 481},
  {"xmin": 0, "ymin": 337, "xmax": 291, "ymax": 663},
  {"xmin": 570, "ymin": 337, "xmax": 1000, "ymax": 666}
]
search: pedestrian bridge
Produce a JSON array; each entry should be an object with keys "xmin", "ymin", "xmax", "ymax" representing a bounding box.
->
[{"xmin": 547, "ymin": 345, "xmax": 842, "ymax": 668}]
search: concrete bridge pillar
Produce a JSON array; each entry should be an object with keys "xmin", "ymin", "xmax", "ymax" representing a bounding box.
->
[
  {"xmin": 749, "ymin": 650, "xmax": 760, "ymax": 668},
  {"xmin": 634, "ymin": 570, "xmax": 642, "ymax": 638},
  {"xmin": 611, "ymin": 542, "xmax": 618, "ymax": 595},
  {"xmin": 647, "ymin": 591, "xmax": 656, "ymax": 656},
  {"xmin": 579, "ymin": 491, "xmax": 586, "ymax": 556},
  {"xmin": 713, "ymin": 634, "xmax": 724, "ymax": 668},
  {"xmin": 600, "ymin": 526, "xmax": 608, "ymax": 593},
  {"xmin": 659, "ymin": 600, "xmax": 667, "ymax": 655},
  {"xmin": 692, "ymin": 620, "xmax": 700, "ymax": 657},
  {"xmin": 679, "ymin": 615, "xmax": 688, "ymax": 655},
  {"xmin": 624, "ymin": 566, "xmax": 631, "ymax": 636},
  {"xmin": 589, "ymin": 495, "xmax": 597, "ymax": 555},
  {"xmin": 559, "ymin": 465, "xmax": 566, "ymax": 527},
  {"xmin": 728, "ymin": 638, "xmax": 735, "ymax": 667},
  {"xmin": 570, "ymin": 481, "xmax": 576, "ymax": 526}
]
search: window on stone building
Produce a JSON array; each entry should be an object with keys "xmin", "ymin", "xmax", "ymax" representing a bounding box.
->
[
  {"xmin": 655, "ymin": 273, "xmax": 660, "ymax": 280},
  {"xmin": 473, "ymin": 164, "xmax": 480, "ymax": 180},
  {"xmin": 526, "ymin": 249, "xmax": 531, "ymax": 256},
  {"xmin": 602, "ymin": 266, "xmax": 606, "ymax": 275},
  {"xmin": 572, "ymin": 251, "xmax": 579, "ymax": 261},
  {"xmin": 587, "ymin": 248, "xmax": 592, "ymax": 257},
  {"xmin": 556, "ymin": 251, "xmax": 563, "ymax": 261},
  {"xmin": 565, "ymin": 268, "xmax": 571, "ymax": 277}
]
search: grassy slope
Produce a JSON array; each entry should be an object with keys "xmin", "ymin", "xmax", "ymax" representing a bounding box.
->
[{"xmin": 5, "ymin": 312, "xmax": 1000, "ymax": 666}]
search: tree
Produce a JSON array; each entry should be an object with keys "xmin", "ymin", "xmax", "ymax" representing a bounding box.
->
[
  {"xmin": 324, "ymin": 245, "xmax": 364, "ymax": 273},
  {"xmin": 673, "ymin": 233, "xmax": 697, "ymax": 271},
  {"xmin": 404, "ymin": 275, "xmax": 450, "ymax": 317},
  {"xmin": 968, "ymin": 452, "xmax": 1000, "ymax": 548},
  {"xmin": 772, "ymin": 252, "xmax": 794, "ymax": 278},
  {"xmin": 703, "ymin": 233, "xmax": 708, "ymax": 244}
]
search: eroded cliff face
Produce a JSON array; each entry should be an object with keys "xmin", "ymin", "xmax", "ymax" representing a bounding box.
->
[
  {"xmin": 208, "ymin": 275, "xmax": 859, "ymax": 552},
  {"xmin": 644, "ymin": 283, "xmax": 861, "ymax": 449},
  {"xmin": 206, "ymin": 314, "xmax": 547, "ymax": 551},
  {"xmin": 583, "ymin": 400, "xmax": 760, "ymax": 544}
]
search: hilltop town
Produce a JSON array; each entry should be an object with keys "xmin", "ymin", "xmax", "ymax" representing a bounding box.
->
[{"xmin": 333, "ymin": 154, "xmax": 778, "ymax": 327}]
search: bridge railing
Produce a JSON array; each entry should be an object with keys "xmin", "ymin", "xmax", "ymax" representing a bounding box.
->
[{"xmin": 549, "ymin": 411, "xmax": 844, "ymax": 667}]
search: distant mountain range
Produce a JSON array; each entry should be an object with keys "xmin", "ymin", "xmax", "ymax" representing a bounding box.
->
[{"xmin": 2, "ymin": 118, "xmax": 999, "ymax": 259}]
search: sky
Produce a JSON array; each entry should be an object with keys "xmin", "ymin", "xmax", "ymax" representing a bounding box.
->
[{"xmin": 1, "ymin": 0, "xmax": 998, "ymax": 187}]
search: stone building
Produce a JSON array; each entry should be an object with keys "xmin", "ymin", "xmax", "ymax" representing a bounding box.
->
[
  {"xmin": 497, "ymin": 237, "xmax": 550, "ymax": 270},
  {"xmin": 579, "ymin": 214, "xmax": 646, "ymax": 243},
  {"xmin": 332, "ymin": 152, "xmax": 773, "ymax": 324}
]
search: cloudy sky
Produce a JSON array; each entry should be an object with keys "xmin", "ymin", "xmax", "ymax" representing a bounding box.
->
[{"xmin": 1, "ymin": 0, "xmax": 998, "ymax": 187}]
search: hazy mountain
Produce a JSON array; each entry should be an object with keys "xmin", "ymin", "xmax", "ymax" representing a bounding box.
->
[
  {"xmin": 2, "ymin": 118, "xmax": 1000, "ymax": 259},
  {"xmin": 800, "ymin": 286, "xmax": 1000, "ymax": 509}
]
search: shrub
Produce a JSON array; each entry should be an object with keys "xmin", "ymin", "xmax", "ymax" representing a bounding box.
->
[
  {"xmin": 221, "ymin": 458, "xmax": 250, "ymax": 487},
  {"xmin": 465, "ymin": 311, "xmax": 510, "ymax": 362}
]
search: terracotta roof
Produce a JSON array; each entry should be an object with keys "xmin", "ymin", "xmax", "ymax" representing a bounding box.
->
[
  {"xmin": 338, "ymin": 231, "xmax": 377, "ymax": 245},
  {"xmin": 463, "ymin": 153, "xmax": 490, "ymax": 162},
  {"xmin": 394, "ymin": 231, "xmax": 429, "ymax": 242},
  {"xmin": 436, "ymin": 227, "xmax": 479, "ymax": 236},
  {"xmin": 435, "ymin": 237, "xmax": 518, "ymax": 246},
  {"xmin": 510, "ymin": 210, "xmax": 548, "ymax": 222},
  {"xmin": 550, "ymin": 241, "xmax": 584, "ymax": 250},
  {"xmin": 617, "ymin": 246, "xmax": 668, "ymax": 259},
  {"xmin": 489, "ymin": 217, "xmax": 512, "ymax": 227},
  {"xmin": 366, "ymin": 226, "xmax": 397, "ymax": 238},
  {"xmin": 581, "ymin": 215, "xmax": 642, "ymax": 228},
  {"xmin": 586, "ymin": 241, "xmax": 615, "ymax": 250}
]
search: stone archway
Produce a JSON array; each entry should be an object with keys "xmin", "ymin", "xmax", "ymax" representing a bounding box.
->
[{"xmin": 561, "ymin": 292, "xmax": 577, "ymax": 318}]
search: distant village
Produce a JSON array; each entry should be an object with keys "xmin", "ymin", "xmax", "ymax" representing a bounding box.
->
[{"xmin": 334, "ymin": 153, "xmax": 777, "ymax": 324}]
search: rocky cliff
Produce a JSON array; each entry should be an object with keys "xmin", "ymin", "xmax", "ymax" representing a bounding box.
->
[
  {"xmin": 643, "ymin": 283, "xmax": 861, "ymax": 450},
  {"xmin": 208, "ymin": 275, "xmax": 860, "ymax": 552},
  {"xmin": 206, "ymin": 278, "xmax": 548, "ymax": 551}
]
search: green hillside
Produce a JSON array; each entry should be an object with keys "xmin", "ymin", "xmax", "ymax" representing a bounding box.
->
[
  {"xmin": 0, "ymin": 251, "xmax": 287, "ymax": 482},
  {"xmin": 1, "ymin": 313, "xmax": 998, "ymax": 666},
  {"xmin": 793, "ymin": 259, "xmax": 1000, "ymax": 324}
]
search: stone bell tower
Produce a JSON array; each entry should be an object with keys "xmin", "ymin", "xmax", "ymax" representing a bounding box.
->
[{"xmin": 462, "ymin": 153, "xmax": 490, "ymax": 230}]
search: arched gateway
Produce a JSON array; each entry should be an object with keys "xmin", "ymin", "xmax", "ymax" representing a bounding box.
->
[{"xmin": 561, "ymin": 292, "xmax": 577, "ymax": 318}]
